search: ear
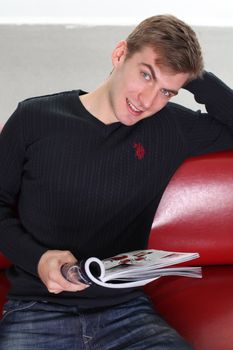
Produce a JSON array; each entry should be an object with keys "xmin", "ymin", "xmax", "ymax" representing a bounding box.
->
[{"xmin": 112, "ymin": 40, "xmax": 128, "ymax": 67}]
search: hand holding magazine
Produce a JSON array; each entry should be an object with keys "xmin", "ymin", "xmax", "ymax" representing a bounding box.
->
[{"xmin": 61, "ymin": 249, "xmax": 202, "ymax": 289}]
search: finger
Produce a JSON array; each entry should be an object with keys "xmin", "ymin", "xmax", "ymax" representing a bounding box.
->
[
  {"xmin": 59, "ymin": 279, "xmax": 90, "ymax": 292},
  {"xmin": 49, "ymin": 283, "xmax": 89, "ymax": 294},
  {"xmin": 49, "ymin": 284, "xmax": 89, "ymax": 294},
  {"xmin": 47, "ymin": 276, "xmax": 89, "ymax": 293},
  {"xmin": 49, "ymin": 289, "xmax": 63, "ymax": 294}
]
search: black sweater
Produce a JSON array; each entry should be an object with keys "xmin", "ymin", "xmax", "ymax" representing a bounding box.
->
[{"xmin": 0, "ymin": 72, "xmax": 232, "ymax": 309}]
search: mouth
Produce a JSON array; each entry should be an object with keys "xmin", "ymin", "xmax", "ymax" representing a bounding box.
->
[{"xmin": 126, "ymin": 98, "xmax": 144, "ymax": 117}]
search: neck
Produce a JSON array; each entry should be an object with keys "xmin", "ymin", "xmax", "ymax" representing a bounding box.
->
[{"xmin": 80, "ymin": 82, "xmax": 117, "ymax": 125}]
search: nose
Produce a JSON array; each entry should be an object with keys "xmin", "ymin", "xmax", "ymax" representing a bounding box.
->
[{"xmin": 139, "ymin": 87, "xmax": 158, "ymax": 110}]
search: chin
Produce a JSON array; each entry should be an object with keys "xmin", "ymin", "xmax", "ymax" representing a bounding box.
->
[
  {"xmin": 118, "ymin": 114, "xmax": 140, "ymax": 126},
  {"xmin": 120, "ymin": 118, "xmax": 137, "ymax": 126}
]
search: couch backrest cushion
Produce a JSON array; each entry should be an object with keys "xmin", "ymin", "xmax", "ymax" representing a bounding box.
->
[{"xmin": 149, "ymin": 150, "xmax": 233, "ymax": 266}]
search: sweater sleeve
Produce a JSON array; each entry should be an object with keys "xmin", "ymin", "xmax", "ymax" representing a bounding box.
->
[
  {"xmin": 180, "ymin": 71, "xmax": 233, "ymax": 156},
  {"xmin": 0, "ymin": 103, "xmax": 47, "ymax": 276}
]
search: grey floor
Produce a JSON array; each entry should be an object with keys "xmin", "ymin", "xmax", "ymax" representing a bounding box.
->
[{"xmin": 0, "ymin": 25, "xmax": 233, "ymax": 123}]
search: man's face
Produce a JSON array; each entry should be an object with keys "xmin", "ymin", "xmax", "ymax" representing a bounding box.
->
[{"xmin": 107, "ymin": 41, "xmax": 190, "ymax": 126}]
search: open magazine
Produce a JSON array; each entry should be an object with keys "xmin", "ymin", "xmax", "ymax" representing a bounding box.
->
[{"xmin": 61, "ymin": 249, "xmax": 202, "ymax": 289}]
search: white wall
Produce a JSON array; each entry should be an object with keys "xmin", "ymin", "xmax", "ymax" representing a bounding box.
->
[{"xmin": 1, "ymin": 0, "xmax": 233, "ymax": 26}]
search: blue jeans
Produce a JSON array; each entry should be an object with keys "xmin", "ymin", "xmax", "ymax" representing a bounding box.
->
[{"xmin": 0, "ymin": 295, "xmax": 194, "ymax": 349}]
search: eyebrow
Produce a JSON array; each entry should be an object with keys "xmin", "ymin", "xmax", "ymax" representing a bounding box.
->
[{"xmin": 140, "ymin": 63, "xmax": 179, "ymax": 96}]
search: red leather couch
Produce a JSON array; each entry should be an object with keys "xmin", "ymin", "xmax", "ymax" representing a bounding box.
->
[
  {"xmin": 0, "ymin": 254, "xmax": 11, "ymax": 316},
  {"xmin": 145, "ymin": 149, "xmax": 233, "ymax": 350},
  {"xmin": 0, "ymin": 150, "xmax": 233, "ymax": 349}
]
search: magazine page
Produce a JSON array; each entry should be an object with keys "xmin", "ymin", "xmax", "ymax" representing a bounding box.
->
[
  {"xmin": 102, "ymin": 266, "xmax": 202, "ymax": 281},
  {"xmin": 84, "ymin": 257, "xmax": 159, "ymax": 288},
  {"xmin": 102, "ymin": 249, "xmax": 199, "ymax": 271},
  {"xmin": 61, "ymin": 249, "xmax": 202, "ymax": 289},
  {"xmin": 83, "ymin": 249, "xmax": 201, "ymax": 288}
]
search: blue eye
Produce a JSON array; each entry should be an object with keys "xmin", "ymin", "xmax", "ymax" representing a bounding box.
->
[
  {"xmin": 161, "ymin": 88, "xmax": 172, "ymax": 98},
  {"xmin": 142, "ymin": 72, "xmax": 151, "ymax": 81}
]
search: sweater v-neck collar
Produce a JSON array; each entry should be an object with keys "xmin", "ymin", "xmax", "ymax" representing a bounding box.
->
[{"xmin": 76, "ymin": 90, "xmax": 122, "ymax": 135}]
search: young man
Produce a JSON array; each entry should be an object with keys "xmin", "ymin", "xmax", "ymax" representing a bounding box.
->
[{"xmin": 0, "ymin": 15, "xmax": 232, "ymax": 349}]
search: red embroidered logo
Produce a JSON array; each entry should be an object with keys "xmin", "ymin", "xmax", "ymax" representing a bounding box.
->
[{"xmin": 133, "ymin": 143, "xmax": 145, "ymax": 160}]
